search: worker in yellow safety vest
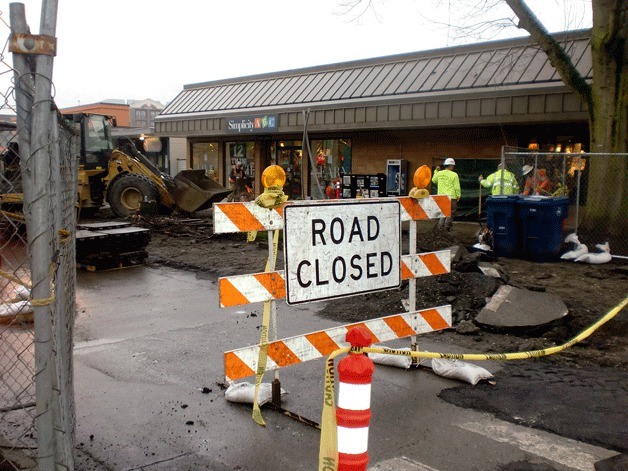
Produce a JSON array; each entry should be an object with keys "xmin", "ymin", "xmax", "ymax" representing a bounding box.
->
[
  {"xmin": 479, "ymin": 163, "xmax": 520, "ymax": 195},
  {"xmin": 432, "ymin": 157, "xmax": 461, "ymax": 231}
]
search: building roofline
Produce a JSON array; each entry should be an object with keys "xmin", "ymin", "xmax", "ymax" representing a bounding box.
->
[
  {"xmin": 183, "ymin": 29, "xmax": 591, "ymax": 91},
  {"xmin": 61, "ymin": 101, "xmax": 130, "ymax": 111}
]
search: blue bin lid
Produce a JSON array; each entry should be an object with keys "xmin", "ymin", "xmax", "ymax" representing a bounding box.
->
[
  {"xmin": 488, "ymin": 195, "xmax": 521, "ymax": 200},
  {"xmin": 487, "ymin": 195, "xmax": 521, "ymax": 205},
  {"xmin": 518, "ymin": 196, "xmax": 569, "ymax": 206}
]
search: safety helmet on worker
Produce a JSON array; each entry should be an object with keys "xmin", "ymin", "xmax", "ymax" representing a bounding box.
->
[
  {"xmin": 443, "ymin": 158, "xmax": 456, "ymax": 167},
  {"xmin": 522, "ymin": 164, "xmax": 533, "ymax": 176}
]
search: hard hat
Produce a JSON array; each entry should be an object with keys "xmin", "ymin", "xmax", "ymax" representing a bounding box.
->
[
  {"xmin": 443, "ymin": 158, "xmax": 456, "ymax": 166},
  {"xmin": 522, "ymin": 164, "xmax": 533, "ymax": 176}
]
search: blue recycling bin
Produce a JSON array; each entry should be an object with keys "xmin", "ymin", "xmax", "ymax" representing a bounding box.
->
[
  {"xmin": 517, "ymin": 196, "xmax": 569, "ymax": 262},
  {"xmin": 486, "ymin": 195, "xmax": 520, "ymax": 257}
]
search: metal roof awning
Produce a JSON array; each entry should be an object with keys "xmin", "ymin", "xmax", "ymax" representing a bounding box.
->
[{"xmin": 155, "ymin": 30, "xmax": 591, "ymax": 135}]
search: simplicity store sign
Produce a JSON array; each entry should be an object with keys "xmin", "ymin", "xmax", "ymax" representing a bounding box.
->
[
  {"xmin": 283, "ymin": 200, "xmax": 401, "ymax": 304},
  {"xmin": 226, "ymin": 114, "xmax": 277, "ymax": 133}
]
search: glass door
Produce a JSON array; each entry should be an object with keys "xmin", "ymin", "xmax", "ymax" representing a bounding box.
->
[{"xmin": 272, "ymin": 141, "xmax": 303, "ymax": 199}]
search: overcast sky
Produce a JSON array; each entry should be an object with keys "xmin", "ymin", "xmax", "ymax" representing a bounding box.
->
[{"xmin": 1, "ymin": 0, "xmax": 591, "ymax": 109}]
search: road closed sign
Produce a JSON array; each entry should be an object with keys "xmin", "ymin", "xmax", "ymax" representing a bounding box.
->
[{"xmin": 283, "ymin": 200, "xmax": 401, "ymax": 304}]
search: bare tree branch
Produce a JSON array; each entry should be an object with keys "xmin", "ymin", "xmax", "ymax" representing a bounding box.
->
[
  {"xmin": 337, "ymin": 0, "xmax": 382, "ymax": 23},
  {"xmin": 504, "ymin": 0, "xmax": 593, "ymax": 115}
]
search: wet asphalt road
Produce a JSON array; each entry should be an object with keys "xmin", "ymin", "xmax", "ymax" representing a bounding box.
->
[{"xmin": 73, "ymin": 265, "xmax": 620, "ymax": 471}]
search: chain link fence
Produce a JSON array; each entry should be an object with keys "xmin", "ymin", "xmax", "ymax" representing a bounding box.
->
[
  {"xmin": 1, "ymin": 7, "xmax": 77, "ymax": 469},
  {"xmin": 493, "ymin": 147, "xmax": 627, "ymax": 257}
]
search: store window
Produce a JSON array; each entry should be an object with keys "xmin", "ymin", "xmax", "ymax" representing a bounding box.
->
[
  {"xmin": 227, "ymin": 142, "xmax": 255, "ymax": 177},
  {"xmin": 227, "ymin": 141, "xmax": 255, "ymax": 201},
  {"xmin": 268, "ymin": 139, "xmax": 351, "ymax": 199},
  {"xmin": 311, "ymin": 139, "xmax": 351, "ymax": 198},
  {"xmin": 192, "ymin": 142, "xmax": 219, "ymax": 180},
  {"xmin": 270, "ymin": 141, "xmax": 303, "ymax": 199}
]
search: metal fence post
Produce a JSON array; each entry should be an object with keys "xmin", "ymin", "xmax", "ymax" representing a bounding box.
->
[{"xmin": 10, "ymin": 1, "xmax": 60, "ymax": 468}]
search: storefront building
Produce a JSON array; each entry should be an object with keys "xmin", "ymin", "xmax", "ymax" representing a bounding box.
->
[{"xmin": 155, "ymin": 30, "xmax": 590, "ymax": 200}]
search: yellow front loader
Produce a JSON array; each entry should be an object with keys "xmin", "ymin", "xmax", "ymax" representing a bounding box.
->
[
  {"xmin": 71, "ymin": 113, "xmax": 231, "ymax": 218},
  {"xmin": 1, "ymin": 114, "xmax": 231, "ymax": 268},
  {"xmin": 3, "ymin": 113, "xmax": 232, "ymax": 220}
]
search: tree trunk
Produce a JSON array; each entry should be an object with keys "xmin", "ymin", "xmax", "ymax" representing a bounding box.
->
[
  {"xmin": 580, "ymin": 0, "xmax": 627, "ymax": 236},
  {"xmin": 505, "ymin": 0, "xmax": 626, "ymax": 237}
]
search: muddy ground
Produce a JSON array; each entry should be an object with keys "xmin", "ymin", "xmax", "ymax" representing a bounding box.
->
[
  {"xmin": 130, "ymin": 211, "xmax": 627, "ymax": 370},
  {"xmin": 87, "ymin": 209, "xmax": 628, "ymax": 456}
]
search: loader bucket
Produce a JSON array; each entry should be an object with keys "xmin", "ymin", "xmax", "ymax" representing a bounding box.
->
[{"xmin": 173, "ymin": 169, "xmax": 232, "ymax": 213}]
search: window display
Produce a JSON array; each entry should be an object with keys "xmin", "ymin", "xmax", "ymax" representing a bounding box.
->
[
  {"xmin": 191, "ymin": 142, "xmax": 219, "ymax": 181},
  {"xmin": 271, "ymin": 141, "xmax": 303, "ymax": 199},
  {"xmin": 268, "ymin": 139, "xmax": 351, "ymax": 200},
  {"xmin": 311, "ymin": 139, "xmax": 351, "ymax": 199},
  {"xmin": 227, "ymin": 141, "xmax": 255, "ymax": 201}
]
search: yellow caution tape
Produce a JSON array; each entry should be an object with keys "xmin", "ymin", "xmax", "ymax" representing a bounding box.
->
[
  {"xmin": 1, "ymin": 252, "xmax": 59, "ymax": 308},
  {"xmin": 248, "ymin": 187, "xmax": 287, "ymax": 243},
  {"xmin": 58, "ymin": 229, "xmax": 71, "ymax": 244},
  {"xmin": 318, "ymin": 347, "xmax": 349, "ymax": 471},
  {"xmin": 251, "ymin": 184, "xmax": 286, "ymax": 424},
  {"xmin": 318, "ymin": 296, "xmax": 627, "ymax": 470},
  {"xmin": 251, "ymin": 228, "xmax": 280, "ymax": 426},
  {"xmin": 1, "ymin": 226, "xmax": 68, "ymax": 305}
]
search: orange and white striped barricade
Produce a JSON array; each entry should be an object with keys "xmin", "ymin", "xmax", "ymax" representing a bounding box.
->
[
  {"xmin": 218, "ymin": 250, "xmax": 451, "ymax": 308},
  {"xmin": 214, "ymin": 194, "xmax": 451, "ymax": 415},
  {"xmin": 224, "ymin": 305, "xmax": 451, "ymax": 383},
  {"xmin": 336, "ymin": 327, "xmax": 375, "ymax": 471},
  {"xmin": 213, "ymin": 196, "xmax": 451, "ymax": 234}
]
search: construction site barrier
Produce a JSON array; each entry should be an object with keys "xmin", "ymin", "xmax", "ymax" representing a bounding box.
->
[
  {"xmin": 215, "ymin": 193, "xmax": 452, "ymax": 427},
  {"xmin": 218, "ymin": 250, "xmax": 450, "ymax": 308},
  {"xmin": 224, "ymin": 305, "xmax": 451, "ymax": 383},
  {"xmin": 213, "ymin": 196, "xmax": 451, "ymax": 234},
  {"xmin": 318, "ymin": 296, "xmax": 628, "ymax": 471}
]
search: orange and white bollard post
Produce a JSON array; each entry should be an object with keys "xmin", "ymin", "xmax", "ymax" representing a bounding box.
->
[{"xmin": 336, "ymin": 327, "xmax": 375, "ymax": 471}]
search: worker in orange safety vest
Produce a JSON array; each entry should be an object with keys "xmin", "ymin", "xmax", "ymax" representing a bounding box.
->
[{"xmin": 523, "ymin": 166, "xmax": 554, "ymax": 195}]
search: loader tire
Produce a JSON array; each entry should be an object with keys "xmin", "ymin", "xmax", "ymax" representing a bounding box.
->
[{"xmin": 108, "ymin": 174, "xmax": 159, "ymax": 217}]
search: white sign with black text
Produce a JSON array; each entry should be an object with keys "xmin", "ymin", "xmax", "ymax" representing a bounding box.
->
[{"xmin": 284, "ymin": 200, "xmax": 401, "ymax": 304}]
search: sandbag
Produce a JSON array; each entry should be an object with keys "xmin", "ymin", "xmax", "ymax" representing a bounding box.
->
[
  {"xmin": 0, "ymin": 300, "xmax": 32, "ymax": 317},
  {"xmin": 575, "ymin": 242, "xmax": 612, "ymax": 264},
  {"xmin": 369, "ymin": 348, "xmax": 413, "ymax": 369},
  {"xmin": 225, "ymin": 381, "xmax": 287, "ymax": 406},
  {"xmin": 561, "ymin": 243, "xmax": 588, "ymax": 260},
  {"xmin": 431, "ymin": 359, "xmax": 493, "ymax": 385},
  {"xmin": 13, "ymin": 285, "xmax": 31, "ymax": 300}
]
